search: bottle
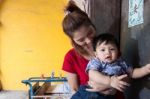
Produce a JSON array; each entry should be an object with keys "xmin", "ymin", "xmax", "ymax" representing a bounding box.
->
[
  {"xmin": 51, "ymin": 70, "xmax": 55, "ymax": 79},
  {"xmin": 41, "ymin": 74, "xmax": 45, "ymax": 79}
]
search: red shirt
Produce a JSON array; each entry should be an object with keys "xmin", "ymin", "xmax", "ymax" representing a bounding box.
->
[{"xmin": 62, "ymin": 49, "xmax": 89, "ymax": 85}]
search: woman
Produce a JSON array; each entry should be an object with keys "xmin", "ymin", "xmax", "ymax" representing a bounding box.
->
[{"xmin": 62, "ymin": 1, "xmax": 128, "ymax": 98}]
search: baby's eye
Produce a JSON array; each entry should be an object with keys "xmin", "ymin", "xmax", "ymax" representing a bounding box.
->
[
  {"xmin": 110, "ymin": 48, "xmax": 115, "ymax": 51},
  {"xmin": 100, "ymin": 49, "xmax": 105, "ymax": 51}
]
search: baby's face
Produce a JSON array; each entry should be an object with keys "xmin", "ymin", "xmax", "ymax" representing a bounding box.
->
[{"xmin": 95, "ymin": 42, "xmax": 119, "ymax": 63}]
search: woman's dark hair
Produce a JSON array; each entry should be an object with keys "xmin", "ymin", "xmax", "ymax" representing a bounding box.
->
[
  {"xmin": 93, "ymin": 33, "xmax": 120, "ymax": 51},
  {"xmin": 62, "ymin": 0, "xmax": 95, "ymax": 55}
]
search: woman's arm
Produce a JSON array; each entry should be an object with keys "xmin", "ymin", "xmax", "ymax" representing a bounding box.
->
[
  {"xmin": 86, "ymin": 79, "xmax": 111, "ymax": 94},
  {"xmin": 88, "ymin": 70, "xmax": 130, "ymax": 92},
  {"xmin": 65, "ymin": 71, "xmax": 79, "ymax": 92},
  {"xmin": 88, "ymin": 70, "xmax": 110, "ymax": 86}
]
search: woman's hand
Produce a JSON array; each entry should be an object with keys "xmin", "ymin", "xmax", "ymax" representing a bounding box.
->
[
  {"xmin": 110, "ymin": 74, "xmax": 130, "ymax": 92},
  {"xmin": 86, "ymin": 80, "xmax": 113, "ymax": 95},
  {"xmin": 86, "ymin": 80, "xmax": 107, "ymax": 92},
  {"xmin": 86, "ymin": 74, "xmax": 130, "ymax": 94},
  {"xmin": 66, "ymin": 72, "xmax": 79, "ymax": 92}
]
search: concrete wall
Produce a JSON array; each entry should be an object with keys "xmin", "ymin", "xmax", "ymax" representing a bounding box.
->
[{"xmin": 121, "ymin": 0, "xmax": 150, "ymax": 99}]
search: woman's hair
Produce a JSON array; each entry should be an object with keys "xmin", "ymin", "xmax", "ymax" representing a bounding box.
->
[
  {"xmin": 62, "ymin": 0, "xmax": 95, "ymax": 56},
  {"xmin": 92, "ymin": 33, "xmax": 120, "ymax": 51}
]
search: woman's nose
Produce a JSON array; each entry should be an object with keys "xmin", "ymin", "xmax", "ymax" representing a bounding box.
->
[{"xmin": 85, "ymin": 37, "xmax": 91, "ymax": 44}]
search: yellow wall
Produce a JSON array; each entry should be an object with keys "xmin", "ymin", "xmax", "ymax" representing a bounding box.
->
[{"xmin": 0, "ymin": 0, "xmax": 71, "ymax": 90}]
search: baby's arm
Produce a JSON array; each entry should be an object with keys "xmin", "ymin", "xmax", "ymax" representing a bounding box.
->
[
  {"xmin": 131, "ymin": 63, "xmax": 150, "ymax": 78},
  {"xmin": 88, "ymin": 69, "xmax": 129, "ymax": 92}
]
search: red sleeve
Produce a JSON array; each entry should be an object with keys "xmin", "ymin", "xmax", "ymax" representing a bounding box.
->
[{"xmin": 62, "ymin": 49, "xmax": 76, "ymax": 73}]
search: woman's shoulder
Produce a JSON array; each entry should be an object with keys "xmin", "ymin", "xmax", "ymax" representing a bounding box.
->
[
  {"xmin": 64, "ymin": 48, "xmax": 79, "ymax": 59},
  {"xmin": 64, "ymin": 48, "xmax": 87, "ymax": 61},
  {"xmin": 65, "ymin": 48, "xmax": 76, "ymax": 57}
]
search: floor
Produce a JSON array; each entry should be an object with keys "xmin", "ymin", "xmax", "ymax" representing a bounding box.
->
[
  {"xmin": 0, "ymin": 90, "xmax": 28, "ymax": 99},
  {"xmin": 0, "ymin": 83, "xmax": 72, "ymax": 99}
]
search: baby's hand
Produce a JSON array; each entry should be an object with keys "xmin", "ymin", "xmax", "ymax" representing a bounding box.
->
[
  {"xmin": 110, "ymin": 74, "xmax": 130, "ymax": 92},
  {"xmin": 143, "ymin": 63, "xmax": 150, "ymax": 74}
]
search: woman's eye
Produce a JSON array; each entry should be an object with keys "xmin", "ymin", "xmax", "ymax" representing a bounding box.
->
[
  {"xmin": 88, "ymin": 30, "xmax": 94, "ymax": 37},
  {"xmin": 79, "ymin": 39, "xmax": 84, "ymax": 42}
]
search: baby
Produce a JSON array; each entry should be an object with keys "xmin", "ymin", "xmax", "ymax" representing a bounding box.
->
[{"xmin": 86, "ymin": 33, "xmax": 150, "ymax": 99}]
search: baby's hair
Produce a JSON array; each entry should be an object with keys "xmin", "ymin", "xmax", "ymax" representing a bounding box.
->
[{"xmin": 92, "ymin": 33, "xmax": 119, "ymax": 51}]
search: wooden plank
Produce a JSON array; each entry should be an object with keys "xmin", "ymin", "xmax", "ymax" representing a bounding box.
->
[
  {"xmin": 90, "ymin": 0, "xmax": 121, "ymax": 40},
  {"xmin": 35, "ymin": 82, "xmax": 51, "ymax": 95},
  {"xmin": 32, "ymin": 82, "xmax": 40, "ymax": 93}
]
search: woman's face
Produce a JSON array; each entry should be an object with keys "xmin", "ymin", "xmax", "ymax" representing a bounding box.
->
[{"xmin": 73, "ymin": 25, "xmax": 96, "ymax": 52}]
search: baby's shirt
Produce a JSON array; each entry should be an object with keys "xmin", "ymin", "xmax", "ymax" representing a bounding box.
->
[{"xmin": 86, "ymin": 58, "xmax": 132, "ymax": 76}]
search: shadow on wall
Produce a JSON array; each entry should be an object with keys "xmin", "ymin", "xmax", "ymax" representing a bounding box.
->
[
  {"xmin": 0, "ymin": 0, "xmax": 5, "ymax": 91},
  {"xmin": 138, "ymin": 24, "xmax": 150, "ymax": 99},
  {"xmin": 0, "ymin": 65, "xmax": 2, "ymax": 90},
  {"xmin": 0, "ymin": 72, "xmax": 2, "ymax": 91},
  {"xmin": 0, "ymin": 0, "xmax": 5, "ymax": 24},
  {"xmin": 122, "ymin": 37, "xmax": 141, "ymax": 99},
  {"xmin": 123, "ymin": 24, "xmax": 150, "ymax": 99}
]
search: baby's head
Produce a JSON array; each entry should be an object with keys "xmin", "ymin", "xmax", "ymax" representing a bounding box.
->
[{"xmin": 93, "ymin": 33, "xmax": 120, "ymax": 63}]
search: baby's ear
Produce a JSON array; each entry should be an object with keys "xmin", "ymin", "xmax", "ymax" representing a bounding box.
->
[
  {"xmin": 94, "ymin": 51, "xmax": 97, "ymax": 57},
  {"xmin": 118, "ymin": 51, "xmax": 122, "ymax": 57}
]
